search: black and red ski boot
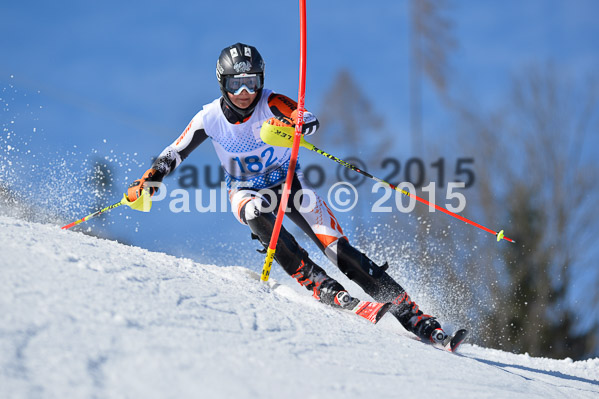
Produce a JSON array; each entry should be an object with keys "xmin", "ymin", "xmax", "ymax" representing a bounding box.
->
[{"xmin": 389, "ymin": 292, "xmax": 441, "ymax": 339}]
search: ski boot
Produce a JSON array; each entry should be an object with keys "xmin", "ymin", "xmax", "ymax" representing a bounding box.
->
[
  {"xmin": 415, "ymin": 317, "xmax": 469, "ymax": 352},
  {"xmin": 390, "ymin": 291, "xmax": 446, "ymax": 342}
]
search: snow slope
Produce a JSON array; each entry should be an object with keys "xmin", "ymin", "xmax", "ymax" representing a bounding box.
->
[{"xmin": 1, "ymin": 215, "xmax": 598, "ymax": 399}]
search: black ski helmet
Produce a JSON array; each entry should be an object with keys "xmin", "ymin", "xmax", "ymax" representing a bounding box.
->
[{"xmin": 216, "ymin": 42, "xmax": 265, "ymax": 118}]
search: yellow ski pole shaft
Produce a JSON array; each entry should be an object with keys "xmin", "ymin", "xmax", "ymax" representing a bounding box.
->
[
  {"xmin": 260, "ymin": 122, "xmax": 515, "ymax": 244},
  {"xmin": 61, "ymin": 190, "xmax": 152, "ymax": 230},
  {"xmin": 61, "ymin": 200, "xmax": 124, "ymax": 230}
]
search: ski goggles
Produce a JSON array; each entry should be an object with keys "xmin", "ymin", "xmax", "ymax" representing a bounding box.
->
[{"xmin": 224, "ymin": 74, "xmax": 262, "ymax": 95}]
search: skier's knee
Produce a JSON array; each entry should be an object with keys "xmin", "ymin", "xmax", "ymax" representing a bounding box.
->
[
  {"xmin": 242, "ymin": 198, "xmax": 304, "ymax": 273},
  {"xmin": 242, "ymin": 197, "xmax": 270, "ymax": 224}
]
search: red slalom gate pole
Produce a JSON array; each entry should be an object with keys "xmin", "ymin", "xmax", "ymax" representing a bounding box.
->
[{"xmin": 261, "ymin": 0, "xmax": 307, "ymax": 282}]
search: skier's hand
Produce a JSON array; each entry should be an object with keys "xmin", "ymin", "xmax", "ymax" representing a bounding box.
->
[
  {"xmin": 127, "ymin": 168, "xmax": 162, "ymax": 201},
  {"xmin": 266, "ymin": 110, "xmax": 318, "ymax": 135},
  {"xmin": 266, "ymin": 115, "xmax": 295, "ymax": 127}
]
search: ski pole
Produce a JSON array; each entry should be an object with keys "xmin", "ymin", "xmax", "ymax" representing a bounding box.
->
[
  {"xmin": 260, "ymin": 122, "xmax": 515, "ymax": 244},
  {"xmin": 61, "ymin": 190, "xmax": 152, "ymax": 230},
  {"xmin": 260, "ymin": 0, "xmax": 308, "ymax": 282}
]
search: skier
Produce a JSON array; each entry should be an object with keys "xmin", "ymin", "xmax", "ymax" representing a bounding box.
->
[{"xmin": 127, "ymin": 43, "xmax": 448, "ymax": 345}]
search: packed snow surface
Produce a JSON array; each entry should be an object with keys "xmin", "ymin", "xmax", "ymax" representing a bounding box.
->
[{"xmin": 1, "ymin": 215, "xmax": 598, "ymax": 398}]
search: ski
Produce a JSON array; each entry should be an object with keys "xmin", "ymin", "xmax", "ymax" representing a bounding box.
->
[
  {"xmin": 441, "ymin": 329, "xmax": 469, "ymax": 353},
  {"xmin": 247, "ymin": 269, "xmax": 391, "ymax": 325},
  {"xmin": 347, "ymin": 300, "xmax": 392, "ymax": 324}
]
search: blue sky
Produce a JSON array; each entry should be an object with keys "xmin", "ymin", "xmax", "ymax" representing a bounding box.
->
[{"xmin": 1, "ymin": 0, "xmax": 598, "ymax": 267}]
